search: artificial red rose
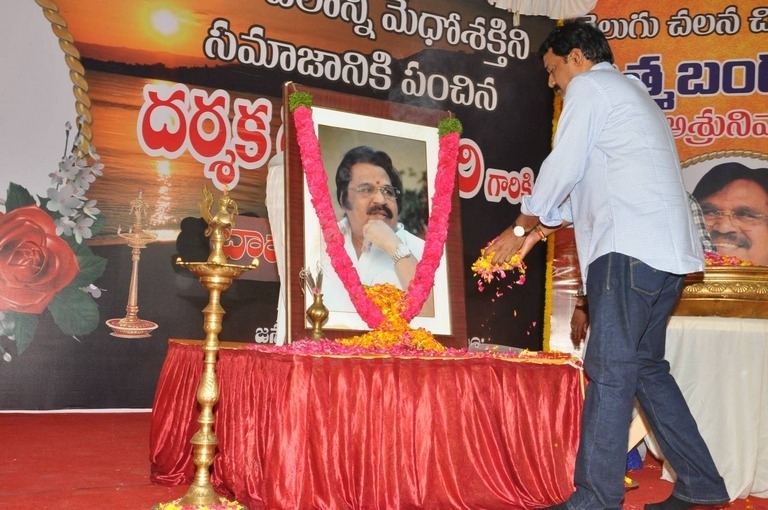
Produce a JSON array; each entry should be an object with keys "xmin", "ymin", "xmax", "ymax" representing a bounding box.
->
[{"xmin": 0, "ymin": 205, "xmax": 80, "ymax": 313}]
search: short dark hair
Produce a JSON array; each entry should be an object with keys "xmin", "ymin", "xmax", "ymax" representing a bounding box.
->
[
  {"xmin": 538, "ymin": 20, "xmax": 614, "ymax": 64},
  {"xmin": 335, "ymin": 145, "xmax": 403, "ymax": 210},
  {"xmin": 692, "ymin": 162, "xmax": 768, "ymax": 202}
]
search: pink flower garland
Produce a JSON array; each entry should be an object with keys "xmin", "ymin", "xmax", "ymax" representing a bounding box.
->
[
  {"xmin": 403, "ymin": 132, "xmax": 458, "ymax": 319},
  {"xmin": 292, "ymin": 105, "xmax": 459, "ymax": 328}
]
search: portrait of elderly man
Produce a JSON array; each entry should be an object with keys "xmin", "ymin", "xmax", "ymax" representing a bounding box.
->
[
  {"xmin": 320, "ymin": 145, "xmax": 432, "ymax": 314},
  {"xmin": 692, "ymin": 162, "xmax": 768, "ymax": 266}
]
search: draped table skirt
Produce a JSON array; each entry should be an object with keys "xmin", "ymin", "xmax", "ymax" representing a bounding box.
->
[
  {"xmin": 661, "ymin": 317, "xmax": 768, "ymax": 499},
  {"xmin": 150, "ymin": 340, "xmax": 584, "ymax": 509}
]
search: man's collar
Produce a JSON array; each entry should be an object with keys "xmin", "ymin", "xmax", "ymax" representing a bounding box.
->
[
  {"xmin": 592, "ymin": 61, "xmax": 614, "ymax": 71},
  {"xmin": 338, "ymin": 216, "xmax": 352, "ymax": 235}
]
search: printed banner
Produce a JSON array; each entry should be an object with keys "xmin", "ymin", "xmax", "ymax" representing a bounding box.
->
[
  {"xmin": 1, "ymin": 0, "xmax": 556, "ymax": 409},
  {"xmin": 591, "ymin": 1, "xmax": 768, "ymax": 267},
  {"xmin": 549, "ymin": 0, "xmax": 768, "ymax": 352}
]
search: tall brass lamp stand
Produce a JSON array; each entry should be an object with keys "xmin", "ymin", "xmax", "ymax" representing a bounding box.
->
[{"xmin": 155, "ymin": 187, "xmax": 256, "ymax": 510}]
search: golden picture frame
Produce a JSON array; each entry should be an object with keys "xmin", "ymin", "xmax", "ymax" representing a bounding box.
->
[{"xmin": 673, "ymin": 267, "xmax": 768, "ymax": 319}]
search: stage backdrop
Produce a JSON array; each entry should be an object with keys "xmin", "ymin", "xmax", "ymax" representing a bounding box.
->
[
  {"xmin": 1, "ymin": 1, "xmax": 557, "ymax": 409},
  {"xmin": 548, "ymin": 0, "xmax": 768, "ymax": 353}
]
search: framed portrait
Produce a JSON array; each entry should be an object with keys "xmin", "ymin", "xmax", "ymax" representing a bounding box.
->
[
  {"xmin": 283, "ymin": 83, "xmax": 466, "ymax": 347},
  {"xmin": 681, "ymin": 151, "xmax": 768, "ymax": 267},
  {"xmin": 674, "ymin": 151, "xmax": 768, "ymax": 319}
]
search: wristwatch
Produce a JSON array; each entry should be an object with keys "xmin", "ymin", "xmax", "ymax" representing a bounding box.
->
[
  {"xmin": 391, "ymin": 243, "xmax": 413, "ymax": 264},
  {"xmin": 513, "ymin": 225, "xmax": 528, "ymax": 237}
]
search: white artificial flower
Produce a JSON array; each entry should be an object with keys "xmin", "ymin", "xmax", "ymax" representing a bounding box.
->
[
  {"xmin": 82, "ymin": 199, "xmax": 101, "ymax": 219},
  {"xmin": 54, "ymin": 215, "xmax": 77, "ymax": 237},
  {"xmin": 73, "ymin": 215, "xmax": 95, "ymax": 243},
  {"xmin": 46, "ymin": 185, "xmax": 84, "ymax": 217}
]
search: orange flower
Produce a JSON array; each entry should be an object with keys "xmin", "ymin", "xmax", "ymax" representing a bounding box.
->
[
  {"xmin": 337, "ymin": 284, "xmax": 446, "ymax": 353},
  {"xmin": 704, "ymin": 250, "xmax": 754, "ymax": 267},
  {"xmin": 471, "ymin": 249, "xmax": 527, "ymax": 296}
]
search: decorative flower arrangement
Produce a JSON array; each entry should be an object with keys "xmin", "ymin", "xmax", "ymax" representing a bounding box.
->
[
  {"xmin": 250, "ymin": 336, "xmax": 576, "ymax": 362},
  {"xmin": 289, "ymin": 91, "xmax": 461, "ymax": 352},
  {"xmin": 704, "ymin": 250, "xmax": 755, "ymax": 267},
  {"xmin": 471, "ymin": 247, "xmax": 527, "ymax": 299},
  {"xmin": 0, "ymin": 117, "xmax": 107, "ymax": 360},
  {"xmin": 336, "ymin": 283, "xmax": 445, "ymax": 353}
]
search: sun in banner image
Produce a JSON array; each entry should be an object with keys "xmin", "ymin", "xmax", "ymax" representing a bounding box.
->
[{"xmin": 0, "ymin": 117, "xmax": 108, "ymax": 361}]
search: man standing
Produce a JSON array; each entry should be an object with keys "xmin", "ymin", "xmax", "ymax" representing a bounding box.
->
[
  {"xmin": 485, "ymin": 21, "xmax": 728, "ymax": 510},
  {"xmin": 321, "ymin": 145, "xmax": 425, "ymax": 312},
  {"xmin": 693, "ymin": 162, "xmax": 768, "ymax": 266}
]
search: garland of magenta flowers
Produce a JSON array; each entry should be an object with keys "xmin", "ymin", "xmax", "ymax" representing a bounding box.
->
[{"xmin": 289, "ymin": 91, "xmax": 462, "ymax": 328}]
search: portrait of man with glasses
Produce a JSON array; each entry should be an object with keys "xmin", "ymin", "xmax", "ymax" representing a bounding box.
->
[
  {"xmin": 692, "ymin": 161, "xmax": 768, "ymax": 266},
  {"xmin": 320, "ymin": 145, "xmax": 433, "ymax": 314}
]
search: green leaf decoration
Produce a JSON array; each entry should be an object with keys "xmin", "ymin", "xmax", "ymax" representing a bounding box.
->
[
  {"xmin": 0, "ymin": 313, "xmax": 14, "ymax": 337},
  {"xmin": 48, "ymin": 286, "xmax": 100, "ymax": 336},
  {"xmin": 37, "ymin": 195, "xmax": 50, "ymax": 212},
  {"xmin": 11, "ymin": 312, "xmax": 39, "ymax": 356},
  {"xmin": 438, "ymin": 117, "xmax": 463, "ymax": 137},
  {"xmin": 5, "ymin": 183, "xmax": 37, "ymax": 212},
  {"xmin": 288, "ymin": 91, "xmax": 313, "ymax": 112},
  {"xmin": 69, "ymin": 242, "xmax": 108, "ymax": 287}
]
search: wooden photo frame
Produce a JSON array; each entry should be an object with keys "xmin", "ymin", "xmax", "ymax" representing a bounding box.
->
[{"xmin": 283, "ymin": 83, "xmax": 466, "ymax": 348}]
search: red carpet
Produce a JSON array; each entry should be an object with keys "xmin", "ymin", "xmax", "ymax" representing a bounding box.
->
[
  {"xmin": 1, "ymin": 412, "xmax": 186, "ymax": 509},
  {"xmin": 0, "ymin": 412, "xmax": 764, "ymax": 509}
]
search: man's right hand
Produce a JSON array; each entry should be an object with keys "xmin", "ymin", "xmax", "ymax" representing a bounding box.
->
[
  {"xmin": 363, "ymin": 219, "xmax": 400, "ymax": 255},
  {"xmin": 486, "ymin": 224, "xmax": 539, "ymax": 265},
  {"xmin": 487, "ymin": 224, "xmax": 525, "ymax": 264}
]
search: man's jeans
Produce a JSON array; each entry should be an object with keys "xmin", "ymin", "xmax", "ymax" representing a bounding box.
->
[{"xmin": 563, "ymin": 253, "xmax": 728, "ymax": 509}]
